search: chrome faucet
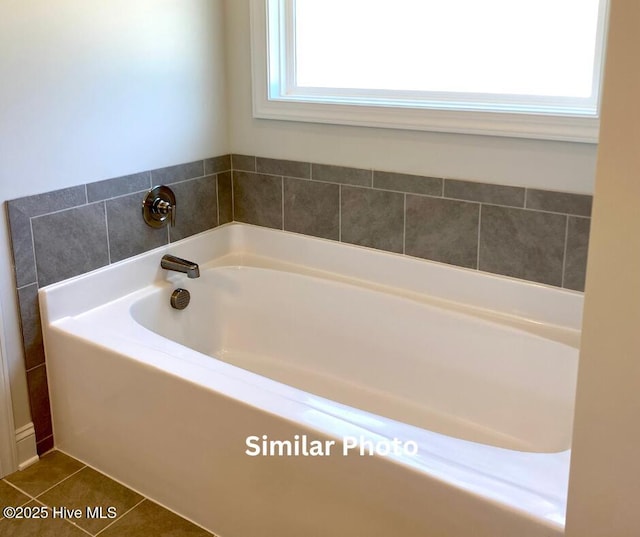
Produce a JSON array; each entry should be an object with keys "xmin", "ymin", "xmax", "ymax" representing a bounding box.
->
[{"xmin": 161, "ymin": 255, "xmax": 200, "ymax": 279}]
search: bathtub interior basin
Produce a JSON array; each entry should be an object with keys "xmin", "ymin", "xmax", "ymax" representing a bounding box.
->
[
  {"xmin": 39, "ymin": 223, "xmax": 583, "ymax": 537},
  {"xmin": 129, "ymin": 263, "xmax": 576, "ymax": 453}
]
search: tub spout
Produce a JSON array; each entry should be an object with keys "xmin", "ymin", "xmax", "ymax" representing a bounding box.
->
[{"xmin": 161, "ymin": 255, "xmax": 200, "ymax": 279}]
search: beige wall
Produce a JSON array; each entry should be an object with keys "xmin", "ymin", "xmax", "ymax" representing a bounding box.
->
[
  {"xmin": 566, "ymin": 1, "xmax": 640, "ymax": 534},
  {"xmin": 226, "ymin": 0, "xmax": 598, "ymax": 194},
  {"xmin": 0, "ymin": 0, "xmax": 229, "ymax": 433}
]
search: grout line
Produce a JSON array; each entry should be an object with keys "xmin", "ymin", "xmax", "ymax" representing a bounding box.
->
[
  {"xmin": 477, "ymin": 204, "xmax": 482, "ymax": 271},
  {"xmin": 305, "ymin": 181, "xmax": 543, "ymax": 210},
  {"xmin": 29, "ymin": 200, "xmax": 98, "ymax": 222},
  {"xmin": 460, "ymin": 199, "xmax": 587, "ymax": 218},
  {"xmin": 29, "ymin": 498, "xmax": 94, "ymax": 536},
  {"xmin": 402, "ymin": 193, "xmax": 407, "ymax": 255},
  {"xmin": 524, "ymin": 188, "xmax": 528, "ymax": 208},
  {"xmin": 83, "ymin": 185, "xmax": 88, "ymax": 204},
  {"xmin": 4, "ymin": 464, "xmax": 86, "ymax": 501},
  {"xmin": 264, "ymin": 178, "xmax": 587, "ymax": 217},
  {"xmin": 33, "ymin": 465, "xmax": 87, "ymax": 499},
  {"xmin": 94, "ymin": 498, "xmax": 146, "ymax": 536},
  {"xmin": 1, "ymin": 479, "xmax": 38, "ymax": 505},
  {"xmin": 215, "ymin": 173, "xmax": 220, "ymax": 227},
  {"xmin": 36, "ymin": 434, "xmax": 54, "ymax": 452},
  {"xmin": 231, "ymin": 171, "xmax": 235, "ymax": 222},
  {"xmin": 25, "ymin": 361, "xmax": 46, "ymax": 374},
  {"xmin": 16, "ymin": 281, "xmax": 38, "ymax": 292},
  {"xmin": 104, "ymin": 201, "xmax": 111, "ymax": 264},
  {"xmin": 90, "ymin": 188, "xmax": 153, "ymax": 204},
  {"xmin": 561, "ymin": 215, "xmax": 570, "ymax": 288},
  {"xmin": 62, "ymin": 516, "xmax": 94, "ymax": 536},
  {"xmin": 256, "ymin": 176, "xmax": 578, "ymax": 216},
  {"xmin": 370, "ymin": 169, "xmax": 374, "ymax": 187},
  {"xmin": 28, "ymin": 218, "xmax": 39, "ymax": 288},
  {"xmin": 281, "ymin": 176, "xmax": 285, "ymax": 230},
  {"xmin": 338, "ymin": 185, "xmax": 342, "ymax": 242},
  {"xmin": 441, "ymin": 178, "xmax": 445, "ymax": 197}
]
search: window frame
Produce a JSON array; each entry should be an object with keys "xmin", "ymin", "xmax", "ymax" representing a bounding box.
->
[{"xmin": 250, "ymin": 0, "xmax": 609, "ymax": 143}]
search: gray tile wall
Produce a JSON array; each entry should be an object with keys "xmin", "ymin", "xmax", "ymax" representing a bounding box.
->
[
  {"xmin": 230, "ymin": 154, "xmax": 591, "ymax": 291},
  {"xmin": 6, "ymin": 156, "xmax": 231, "ymax": 454},
  {"xmin": 6, "ymin": 151, "xmax": 592, "ymax": 454}
]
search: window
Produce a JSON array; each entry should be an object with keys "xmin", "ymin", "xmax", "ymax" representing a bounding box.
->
[{"xmin": 251, "ymin": 0, "xmax": 609, "ymax": 142}]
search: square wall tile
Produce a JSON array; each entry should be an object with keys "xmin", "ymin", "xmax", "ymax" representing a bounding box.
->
[
  {"xmin": 87, "ymin": 172, "xmax": 151, "ymax": 203},
  {"xmin": 169, "ymin": 175, "xmax": 218, "ymax": 242},
  {"xmin": 257, "ymin": 157, "xmax": 311, "ymax": 179},
  {"xmin": 205, "ymin": 154, "xmax": 231, "ymax": 175},
  {"xmin": 480, "ymin": 205, "xmax": 566, "ymax": 286},
  {"xmin": 36, "ymin": 436, "xmax": 54, "ymax": 456},
  {"xmin": 25, "ymin": 366, "xmax": 52, "ymax": 452},
  {"xmin": 233, "ymin": 171, "xmax": 283, "ymax": 229},
  {"xmin": 445, "ymin": 179, "xmax": 525, "ymax": 207},
  {"xmin": 217, "ymin": 171, "xmax": 233, "ymax": 225},
  {"xmin": 341, "ymin": 186, "xmax": 404, "ymax": 253},
  {"xmin": 231, "ymin": 154, "xmax": 256, "ymax": 172},
  {"xmin": 564, "ymin": 217, "xmax": 591, "ymax": 291},
  {"xmin": 17, "ymin": 284, "xmax": 44, "ymax": 370},
  {"xmin": 405, "ymin": 195, "xmax": 480, "ymax": 269},
  {"xmin": 6, "ymin": 186, "xmax": 87, "ymax": 288},
  {"xmin": 106, "ymin": 192, "xmax": 168, "ymax": 263},
  {"xmin": 284, "ymin": 178, "xmax": 339, "ymax": 240},
  {"xmin": 373, "ymin": 171, "xmax": 442, "ymax": 196},
  {"xmin": 526, "ymin": 189, "xmax": 592, "ymax": 216},
  {"xmin": 150, "ymin": 161, "xmax": 204, "ymax": 185},
  {"xmin": 32, "ymin": 203, "xmax": 109, "ymax": 287},
  {"xmin": 312, "ymin": 164, "xmax": 372, "ymax": 187}
]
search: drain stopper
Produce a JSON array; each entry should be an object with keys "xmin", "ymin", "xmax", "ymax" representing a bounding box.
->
[{"xmin": 170, "ymin": 288, "xmax": 191, "ymax": 310}]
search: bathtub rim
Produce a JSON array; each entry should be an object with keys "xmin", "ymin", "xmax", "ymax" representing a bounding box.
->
[{"xmin": 39, "ymin": 223, "xmax": 583, "ymax": 343}]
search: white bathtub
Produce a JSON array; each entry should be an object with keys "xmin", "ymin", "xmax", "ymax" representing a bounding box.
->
[{"xmin": 39, "ymin": 223, "xmax": 581, "ymax": 537}]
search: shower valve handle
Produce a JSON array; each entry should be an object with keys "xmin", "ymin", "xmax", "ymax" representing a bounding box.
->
[
  {"xmin": 142, "ymin": 185, "xmax": 177, "ymax": 228},
  {"xmin": 155, "ymin": 199, "xmax": 176, "ymax": 227}
]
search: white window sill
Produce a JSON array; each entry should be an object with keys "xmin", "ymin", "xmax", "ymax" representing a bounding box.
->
[{"xmin": 253, "ymin": 95, "xmax": 599, "ymax": 143}]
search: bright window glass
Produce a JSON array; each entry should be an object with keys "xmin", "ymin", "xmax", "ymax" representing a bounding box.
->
[
  {"xmin": 253, "ymin": 0, "xmax": 610, "ymax": 141},
  {"xmin": 295, "ymin": 0, "xmax": 600, "ymax": 100}
]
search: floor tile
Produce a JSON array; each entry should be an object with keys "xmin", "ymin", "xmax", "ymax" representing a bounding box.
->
[
  {"xmin": 0, "ymin": 480, "xmax": 31, "ymax": 517},
  {"xmin": 38, "ymin": 467, "xmax": 143, "ymax": 534},
  {"xmin": 3, "ymin": 452, "xmax": 216, "ymax": 535},
  {"xmin": 0, "ymin": 500, "xmax": 87, "ymax": 537},
  {"xmin": 100, "ymin": 499, "xmax": 214, "ymax": 537},
  {"xmin": 4, "ymin": 451, "xmax": 84, "ymax": 497}
]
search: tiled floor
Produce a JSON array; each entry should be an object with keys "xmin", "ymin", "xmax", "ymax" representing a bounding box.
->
[{"xmin": 0, "ymin": 450, "xmax": 215, "ymax": 536}]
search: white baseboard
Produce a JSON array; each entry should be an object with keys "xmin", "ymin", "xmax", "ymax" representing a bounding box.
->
[{"xmin": 15, "ymin": 423, "xmax": 38, "ymax": 470}]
